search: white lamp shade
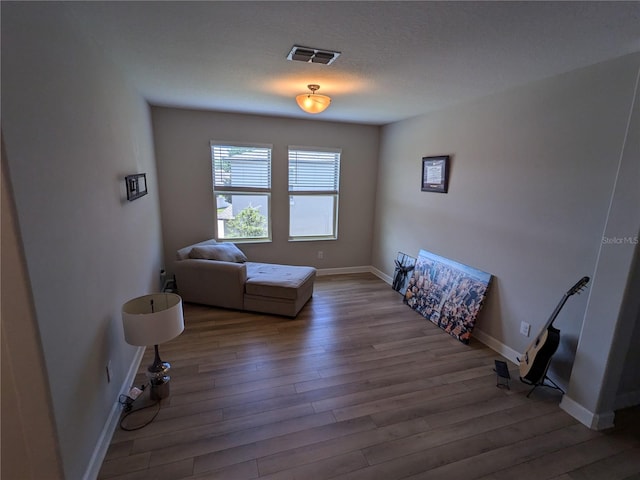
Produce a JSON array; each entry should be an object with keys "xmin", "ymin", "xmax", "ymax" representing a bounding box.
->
[
  {"xmin": 122, "ymin": 293, "xmax": 184, "ymax": 346},
  {"xmin": 296, "ymin": 93, "xmax": 331, "ymax": 114}
]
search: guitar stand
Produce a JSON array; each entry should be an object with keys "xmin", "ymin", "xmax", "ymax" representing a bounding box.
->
[
  {"xmin": 494, "ymin": 360, "xmax": 511, "ymax": 390},
  {"xmin": 520, "ymin": 375, "xmax": 565, "ymax": 398}
]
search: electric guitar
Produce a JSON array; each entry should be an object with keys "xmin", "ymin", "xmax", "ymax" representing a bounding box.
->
[{"xmin": 518, "ymin": 276, "xmax": 590, "ymax": 384}]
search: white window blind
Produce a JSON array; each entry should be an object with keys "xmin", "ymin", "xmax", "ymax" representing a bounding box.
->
[
  {"xmin": 288, "ymin": 146, "xmax": 341, "ymax": 240},
  {"xmin": 212, "ymin": 143, "xmax": 271, "ymax": 190},
  {"xmin": 210, "ymin": 142, "xmax": 272, "ymax": 241},
  {"xmin": 288, "ymin": 147, "xmax": 340, "ymax": 192}
]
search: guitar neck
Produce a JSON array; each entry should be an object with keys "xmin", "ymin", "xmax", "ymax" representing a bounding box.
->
[
  {"xmin": 519, "ymin": 276, "xmax": 589, "ymax": 382},
  {"xmin": 530, "ymin": 276, "xmax": 589, "ymax": 342},
  {"xmin": 538, "ymin": 294, "xmax": 569, "ymax": 334}
]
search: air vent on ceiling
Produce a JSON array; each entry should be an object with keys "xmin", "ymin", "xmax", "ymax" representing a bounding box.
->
[{"xmin": 287, "ymin": 45, "xmax": 341, "ymax": 65}]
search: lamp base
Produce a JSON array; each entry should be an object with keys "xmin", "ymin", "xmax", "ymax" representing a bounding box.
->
[
  {"xmin": 146, "ymin": 345, "xmax": 172, "ymax": 400},
  {"xmin": 150, "ymin": 378, "xmax": 170, "ymax": 400}
]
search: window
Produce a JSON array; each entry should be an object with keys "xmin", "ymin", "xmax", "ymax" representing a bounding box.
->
[
  {"xmin": 288, "ymin": 146, "xmax": 341, "ymax": 240},
  {"xmin": 211, "ymin": 142, "xmax": 271, "ymax": 241}
]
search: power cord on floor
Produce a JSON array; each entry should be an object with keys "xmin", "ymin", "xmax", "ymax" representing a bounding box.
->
[{"xmin": 118, "ymin": 384, "xmax": 162, "ymax": 431}]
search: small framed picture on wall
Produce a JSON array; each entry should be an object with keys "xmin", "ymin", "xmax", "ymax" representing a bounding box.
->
[
  {"xmin": 125, "ymin": 173, "xmax": 148, "ymax": 201},
  {"xmin": 421, "ymin": 155, "xmax": 450, "ymax": 193}
]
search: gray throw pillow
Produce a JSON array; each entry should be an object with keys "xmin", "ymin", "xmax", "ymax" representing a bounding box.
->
[{"xmin": 188, "ymin": 243, "xmax": 248, "ymax": 263}]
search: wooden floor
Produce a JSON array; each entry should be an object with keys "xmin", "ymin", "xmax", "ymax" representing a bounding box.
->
[{"xmin": 99, "ymin": 273, "xmax": 640, "ymax": 480}]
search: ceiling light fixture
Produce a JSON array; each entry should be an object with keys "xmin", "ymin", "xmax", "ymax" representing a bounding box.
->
[{"xmin": 296, "ymin": 84, "xmax": 331, "ymax": 114}]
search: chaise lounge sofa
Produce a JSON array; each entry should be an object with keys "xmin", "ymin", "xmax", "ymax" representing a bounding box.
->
[{"xmin": 173, "ymin": 239, "xmax": 316, "ymax": 317}]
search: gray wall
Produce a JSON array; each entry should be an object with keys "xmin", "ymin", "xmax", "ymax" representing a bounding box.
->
[
  {"xmin": 566, "ymin": 64, "xmax": 640, "ymax": 422},
  {"xmin": 615, "ymin": 249, "xmax": 640, "ymax": 408},
  {"xmin": 1, "ymin": 4, "xmax": 164, "ymax": 478},
  {"xmin": 2, "ymin": 143, "xmax": 64, "ymax": 479},
  {"xmin": 151, "ymin": 107, "xmax": 380, "ymax": 273},
  {"xmin": 372, "ymin": 53, "xmax": 640, "ymax": 418}
]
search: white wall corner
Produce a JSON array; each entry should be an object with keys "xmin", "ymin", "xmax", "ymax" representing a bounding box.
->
[
  {"xmin": 560, "ymin": 395, "xmax": 615, "ymax": 430},
  {"xmin": 82, "ymin": 346, "xmax": 145, "ymax": 480},
  {"xmin": 370, "ymin": 266, "xmax": 392, "ymax": 285}
]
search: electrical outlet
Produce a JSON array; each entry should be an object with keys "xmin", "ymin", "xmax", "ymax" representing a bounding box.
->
[
  {"xmin": 520, "ymin": 321, "xmax": 531, "ymax": 337},
  {"xmin": 106, "ymin": 360, "xmax": 112, "ymax": 383},
  {"xmin": 317, "ymin": 251, "xmax": 324, "ymax": 259}
]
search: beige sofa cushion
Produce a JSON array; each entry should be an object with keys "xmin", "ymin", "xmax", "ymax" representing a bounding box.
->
[
  {"xmin": 189, "ymin": 243, "xmax": 247, "ymax": 263},
  {"xmin": 245, "ymin": 263, "xmax": 316, "ymax": 300},
  {"xmin": 173, "ymin": 258, "xmax": 246, "ymax": 310}
]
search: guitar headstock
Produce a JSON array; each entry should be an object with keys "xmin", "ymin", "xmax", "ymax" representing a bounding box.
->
[{"xmin": 568, "ymin": 276, "xmax": 590, "ymax": 296}]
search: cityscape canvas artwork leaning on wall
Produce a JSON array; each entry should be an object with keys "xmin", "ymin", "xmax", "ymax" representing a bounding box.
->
[{"xmin": 404, "ymin": 249, "xmax": 492, "ymax": 344}]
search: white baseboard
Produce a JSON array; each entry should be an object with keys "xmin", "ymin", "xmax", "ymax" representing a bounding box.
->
[
  {"xmin": 370, "ymin": 266, "xmax": 392, "ymax": 284},
  {"xmin": 560, "ymin": 395, "xmax": 615, "ymax": 430},
  {"xmin": 83, "ymin": 346, "xmax": 145, "ymax": 480},
  {"xmin": 471, "ymin": 328, "xmax": 520, "ymax": 365},
  {"xmin": 316, "ymin": 265, "xmax": 374, "ymax": 276},
  {"xmin": 315, "ymin": 265, "xmax": 393, "ymax": 286}
]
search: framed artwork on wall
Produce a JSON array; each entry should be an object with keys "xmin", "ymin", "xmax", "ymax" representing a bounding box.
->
[
  {"xmin": 421, "ymin": 155, "xmax": 450, "ymax": 193},
  {"xmin": 125, "ymin": 173, "xmax": 148, "ymax": 201}
]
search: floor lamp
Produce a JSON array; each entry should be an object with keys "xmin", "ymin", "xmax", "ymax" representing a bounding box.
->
[{"xmin": 122, "ymin": 293, "xmax": 184, "ymax": 400}]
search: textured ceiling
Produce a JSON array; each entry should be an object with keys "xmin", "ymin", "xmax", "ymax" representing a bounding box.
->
[{"xmin": 65, "ymin": 1, "xmax": 640, "ymax": 125}]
